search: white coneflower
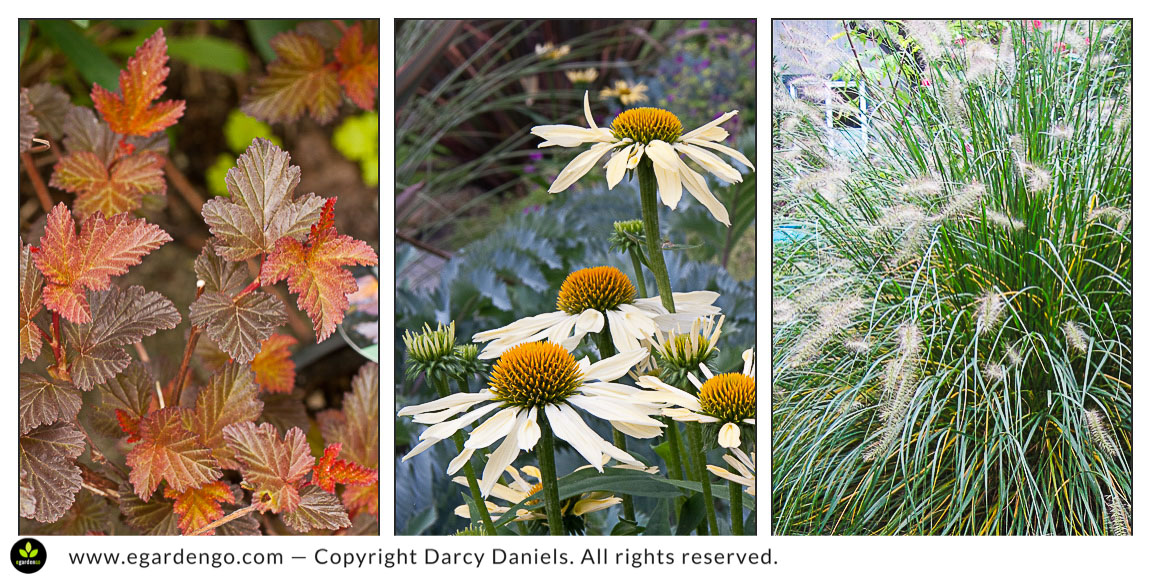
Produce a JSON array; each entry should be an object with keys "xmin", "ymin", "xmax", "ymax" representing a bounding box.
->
[
  {"xmin": 1048, "ymin": 123, "xmax": 1074, "ymax": 142},
  {"xmin": 564, "ymin": 67, "xmax": 598, "ymax": 84},
  {"xmin": 532, "ymin": 91, "xmax": 754, "ymax": 225},
  {"xmin": 1084, "ymin": 408, "xmax": 1121, "ymax": 458},
  {"xmin": 982, "ymin": 362, "xmax": 1006, "ymax": 382},
  {"xmin": 844, "ymin": 338, "xmax": 871, "ymax": 354},
  {"xmin": 473, "ymin": 266, "xmax": 719, "ymax": 359},
  {"xmin": 535, "ymin": 42, "xmax": 570, "ymax": 60},
  {"xmin": 653, "ymin": 315, "xmax": 724, "ymax": 370},
  {"xmin": 933, "ymin": 181, "xmax": 985, "ymax": 222},
  {"xmin": 398, "ymin": 342, "xmax": 660, "ymax": 495},
  {"xmin": 1062, "ymin": 320, "xmax": 1089, "ymax": 353},
  {"xmin": 451, "ymin": 464, "xmax": 621, "ymax": 523},
  {"xmin": 599, "ymin": 80, "xmax": 649, "ymax": 106},
  {"xmin": 1106, "ymin": 493, "xmax": 1130, "ymax": 536},
  {"xmin": 986, "ymin": 210, "xmax": 1025, "ymax": 232},
  {"xmin": 706, "ymin": 448, "xmax": 755, "ymax": 496},
  {"xmin": 975, "ymin": 289, "xmax": 1005, "ymax": 334},
  {"xmin": 638, "ymin": 348, "xmax": 756, "ymax": 449}
]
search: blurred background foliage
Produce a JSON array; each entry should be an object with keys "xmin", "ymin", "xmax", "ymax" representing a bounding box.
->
[{"xmin": 394, "ymin": 19, "xmax": 756, "ymax": 534}]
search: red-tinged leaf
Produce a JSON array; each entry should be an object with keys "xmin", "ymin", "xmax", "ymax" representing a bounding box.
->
[
  {"xmin": 165, "ymin": 480, "xmax": 235, "ymax": 535},
  {"xmin": 335, "ymin": 24, "xmax": 378, "ymax": 110},
  {"xmin": 33, "ymin": 203, "xmax": 171, "ymax": 323},
  {"xmin": 118, "ymin": 483, "xmax": 179, "ymax": 535},
  {"xmin": 63, "ymin": 106, "xmax": 118, "ymax": 165},
  {"xmin": 342, "ymin": 482, "xmax": 379, "ymax": 518},
  {"xmin": 189, "ymin": 291, "xmax": 286, "ymax": 364},
  {"xmin": 192, "ymin": 363, "xmax": 263, "ymax": 469},
  {"xmin": 62, "ymin": 285, "xmax": 180, "ymax": 390},
  {"xmin": 97, "ymin": 362, "xmax": 156, "ymax": 436},
  {"xmin": 216, "ymin": 484, "xmax": 262, "ymax": 536},
  {"xmin": 19, "ymin": 373, "xmax": 82, "ymax": 435},
  {"xmin": 194, "ymin": 240, "xmax": 250, "ymax": 295},
  {"xmin": 91, "ymin": 28, "xmax": 185, "ymax": 137},
  {"xmin": 20, "ymin": 241, "xmax": 45, "ymax": 363},
  {"xmin": 116, "ymin": 409, "xmax": 142, "ymax": 442},
  {"xmin": 222, "ymin": 422, "xmax": 313, "ymax": 514},
  {"xmin": 282, "ymin": 485, "xmax": 352, "ymax": 533},
  {"xmin": 261, "ymin": 198, "xmax": 378, "ymax": 342},
  {"xmin": 252, "ymin": 333, "xmax": 297, "ymax": 394},
  {"xmin": 259, "ymin": 390, "xmax": 311, "ymax": 434},
  {"xmin": 19, "ymin": 421, "xmax": 86, "ymax": 523},
  {"xmin": 243, "ymin": 31, "xmax": 341, "ymax": 125},
  {"xmin": 126, "ymin": 407, "xmax": 221, "ymax": 500},
  {"xmin": 50, "ymin": 150, "xmax": 166, "ymax": 217},
  {"xmin": 201, "ymin": 139, "xmax": 325, "ymax": 261},
  {"xmin": 20, "ymin": 88, "xmax": 39, "ymax": 153},
  {"xmin": 26, "ymin": 83, "xmax": 71, "ymax": 140},
  {"xmin": 341, "ymin": 362, "xmax": 380, "ymax": 469},
  {"xmin": 311, "ymin": 443, "xmax": 378, "ymax": 493}
]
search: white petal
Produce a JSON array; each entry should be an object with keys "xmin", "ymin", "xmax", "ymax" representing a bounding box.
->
[
  {"xmin": 627, "ymin": 144, "xmax": 646, "ymax": 169},
  {"xmin": 688, "ymin": 125, "xmax": 729, "ymax": 143},
  {"xmin": 687, "ymin": 138, "xmax": 755, "ymax": 171},
  {"xmin": 721, "ymin": 453, "xmax": 752, "ymax": 478},
  {"xmin": 604, "ymin": 309, "xmax": 639, "ymax": 353},
  {"xmin": 446, "ymin": 448, "xmax": 475, "ymax": 474},
  {"xmin": 644, "ymin": 139, "xmax": 680, "ymax": 172},
  {"xmin": 548, "ymin": 142, "xmax": 626, "ymax": 194},
  {"xmin": 401, "ymin": 436, "xmax": 442, "ymax": 461},
  {"xmin": 582, "ymin": 90, "xmax": 598, "ymax": 129},
  {"xmin": 654, "ymin": 161, "xmax": 684, "ymax": 208},
  {"xmin": 464, "ymin": 406, "xmax": 520, "ymax": 450},
  {"xmin": 698, "ymin": 363, "xmax": 715, "ymax": 380},
  {"xmin": 687, "ymin": 372, "xmax": 704, "ymax": 391},
  {"xmin": 681, "ymin": 110, "xmax": 738, "ymax": 141},
  {"xmin": 475, "ymin": 311, "xmax": 570, "ymax": 342},
  {"xmin": 398, "ymin": 391, "xmax": 494, "ymax": 417},
  {"xmin": 605, "ymin": 144, "xmax": 633, "ymax": 189},
  {"xmin": 610, "ymin": 420, "xmax": 665, "ymax": 439},
  {"xmin": 581, "ymin": 347, "xmax": 649, "ymax": 382},
  {"xmin": 572, "ymin": 496, "xmax": 622, "ymax": 516},
  {"xmin": 480, "ymin": 413, "xmax": 528, "ymax": 496},
  {"xmin": 531, "ymin": 124, "xmax": 609, "ymax": 148},
  {"xmin": 544, "ymin": 404, "xmax": 605, "ymax": 470},
  {"xmin": 543, "ymin": 314, "xmax": 581, "ymax": 344},
  {"xmin": 678, "ymin": 157, "xmax": 731, "ymax": 225},
  {"xmin": 519, "ymin": 407, "xmax": 541, "ymax": 451},
  {"xmin": 573, "ymin": 308, "xmax": 605, "ymax": 339},
  {"xmin": 676, "ymin": 143, "xmax": 742, "ymax": 183},
  {"xmin": 718, "ymin": 422, "xmax": 742, "ymax": 448},
  {"xmin": 567, "ymin": 394, "xmax": 663, "ymax": 426},
  {"xmin": 742, "ymin": 348, "xmax": 756, "ymax": 376},
  {"xmin": 420, "ymin": 402, "xmax": 501, "ymax": 440}
]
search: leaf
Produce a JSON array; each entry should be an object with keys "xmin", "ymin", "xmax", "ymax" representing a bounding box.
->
[
  {"xmin": 33, "ymin": 203, "xmax": 172, "ymax": 323},
  {"xmin": 165, "ymin": 480, "xmax": 235, "ymax": 535},
  {"xmin": 222, "ymin": 422, "xmax": 313, "ymax": 513},
  {"xmin": 20, "ymin": 88, "xmax": 39, "ymax": 153},
  {"xmin": 282, "ymin": 485, "xmax": 351, "ymax": 532},
  {"xmin": 20, "ymin": 241, "xmax": 44, "ymax": 363},
  {"xmin": 261, "ymin": 198, "xmax": 378, "ymax": 341},
  {"xmin": 36, "ymin": 20, "xmax": 120, "ymax": 92},
  {"xmin": 19, "ymin": 421, "xmax": 85, "ymax": 523},
  {"xmin": 201, "ymin": 138, "xmax": 325, "ymax": 261},
  {"xmin": 91, "ymin": 28, "xmax": 186, "ymax": 137},
  {"xmin": 63, "ymin": 105, "xmax": 118, "ymax": 166},
  {"xmin": 310, "ymin": 443, "xmax": 378, "ymax": 493},
  {"xmin": 341, "ymin": 362, "xmax": 380, "ymax": 469},
  {"xmin": 118, "ymin": 483, "xmax": 179, "ymax": 535},
  {"xmin": 191, "ymin": 363, "xmax": 264, "ymax": 469},
  {"xmin": 126, "ymin": 407, "xmax": 221, "ymax": 500},
  {"xmin": 242, "ymin": 31, "xmax": 341, "ymax": 125},
  {"xmin": 342, "ymin": 483, "xmax": 379, "ymax": 518},
  {"xmin": 96, "ymin": 361, "xmax": 156, "ymax": 438},
  {"xmin": 19, "ymin": 373, "xmax": 82, "ymax": 435},
  {"xmin": 26, "ymin": 82, "xmax": 71, "ymax": 140},
  {"xmin": 258, "ymin": 390, "xmax": 311, "ymax": 434},
  {"xmin": 216, "ymin": 484, "xmax": 262, "ymax": 536},
  {"xmin": 251, "ymin": 333, "xmax": 297, "ymax": 393},
  {"xmin": 50, "ymin": 150, "xmax": 166, "ymax": 217},
  {"xmin": 189, "ymin": 291, "xmax": 286, "ymax": 363},
  {"xmin": 335, "ymin": 23, "xmax": 378, "ymax": 110},
  {"xmin": 193, "ymin": 239, "xmax": 249, "ymax": 295},
  {"xmin": 26, "ymin": 490, "xmax": 114, "ymax": 536},
  {"xmin": 63, "ymin": 285, "xmax": 180, "ymax": 390},
  {"xmin": 167, "ymin": 36, "xmax": 249, "ymax": 75}
]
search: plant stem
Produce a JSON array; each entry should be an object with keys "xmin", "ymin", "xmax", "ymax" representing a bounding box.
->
[
  {"xmin": 20, "ymin": 151, "xmax": 53, "ymax": 215},
  {"xmin": 628, "ymin": 248, "xmax": 649, "ymax": 299},
  {"xmin": 665, "ymin": 418, "xmax": 685, "ymax": 481},
  {"xmin": 686, "ymin": 422, "xmax": 719, "ymax": 535},
  {"xmin": 729, "ymin": 474, "xmax": 745, "ymax": 535},
  {"xmin": 637, "ymin": 157, "xmax": 676, "ymax": 313},
  {"xmin": 536, "ymin": 414, "xmax": 566, "ymax": 536},
  {"xmin": 170, "ymin": 282, "xmax": 206, "ymax": 405},
  {"xmin": 189, "ymin": 502, "xmax": 260, "ymax": 536},
  {"xmin": 593, "ymin": 330, "xmax": 637, "ymax": 524},
  {"xmin": 432, "ymin": 375, "xmax": 496, "ymax": 536}
]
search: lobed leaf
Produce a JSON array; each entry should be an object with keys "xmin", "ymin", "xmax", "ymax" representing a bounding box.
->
[
  {"xmin": 215, "ymin": 484, "xmax": 262, "ymax": 536},
  {"xmin": 282, "ymin": 485, "xmax": 352, "ymax": 532},
  {"xmin": 251, "ymin": 333, "xmax": 297, "ymax": 393},
  {"xmin": 63, "ymin": 285, "xmax": 180, "ymax": 390},
  {"xmin": 200, "ymin": 138, "xmax": 325, "ymax": 261},
  {"xmin": 191, "ymin": 363, "xmax": 264, "ymax": 469},
  {"xmin": 96, "ymin": 361, "xmax": 157, "ymax": 438},
  {"xmin": 33, "ymin": 203, "xmax": 172, "ymax": 323},
  {"xmin": 50, "ymin": 149, "xmax": 166, "ymax": 217},
  {"xmin": 222, "ymin": 422, "xmax": 313, "ymax": 514},
  {"xmin": 335, "ymin": 23, "xmax": 379, "ymax": 111},
  {"xmin": 19, "ymin": 421, "xmax": 86, "ymax": 523},
  {"xmin": 258, "ymin": 390, "xmax": 311, "ymax": 434},
  {"xmin": 19, "ymin": 373, "xmax": 82, "ymax": 435},
  {"xmin": 342, "ymin": 483, "xmax": 379, "ymax": 519},
  {"xmin": 126, "ymin": 407, "xmax": 221, "ymax": 500},
  {"xmin": 193, "ymin": 240, "xmax": 250, "ymax": 295},
  {"xmin": 165, "ymin": 480, "xmax": 235, "ymax": 536},
  {"xmin": 261, "ymin": 198, "xmax": 378, "ymax": 341},
  {"xmin": 189, "ymin": 290, "xmax": 286, "ymax": 364},
  {"xmin": 20, "ymin": 88, "xmax": 38, "ymax": 153},
  {"xmin": 341, "ymin": 362, "xmax": 380, "ymax": 469},
  {"xmin": 118, "ymin": 483, "xmax": 179, "ymax": 535},
  {"xmin": 91, "ymin": 28, "xmax": 185, "ymax": 137},
  {"xmin": 310, "ymin": 443, "xmax": 377, "ymax": 493},
  {"xmin": 242, "ymin": 31, "xmax": 341, "ymax": 125},
  {"xmin": 26, "ymin": 82, "xmax": 71, "ymax": 140},
  {"xmin": 27, "ymin": 489, "xmax": 114, "ymax": 536},
  {"xmin": 63, "ymin": 106, "xmax": 118, "ymax": 166},
  {"xmin": 19, "ymin": 241, "xmax": 44, "ymax": 363}
]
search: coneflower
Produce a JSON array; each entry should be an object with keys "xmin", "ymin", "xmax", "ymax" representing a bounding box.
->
[
  {"xmin": 974, "ymin": 289, "xmax": 1005, "ymax": 334},
  {"xmin": 1062, "ymin": 320, "xmax": 1090, "ymax": 353},
  {"xmin": 1084, "ymin": 408, "xmax": 1121, "ymax": 458}
]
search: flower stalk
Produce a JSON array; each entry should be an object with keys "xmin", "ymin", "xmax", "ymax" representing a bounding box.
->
[
  {"xmin": 686, "ymin": 421, "xmax": 719, "ymax": 535},
  {"xmin": 431, "ymin": 375, "xmax": 496, "ymax": 536},
  {"xmin": 536, "ymin": 415, "xmax": 566, "ymax": 536},
  {"xmin": 637, "ymin": 157, "xmax": 676, "ymax": 314},
  {"xmin": 728, "ymin": 468, "xmax": 744, "ymax": 535},
  {"xmin": 594, "ymin": 329, "xmax": 636, "ymax": 524}
]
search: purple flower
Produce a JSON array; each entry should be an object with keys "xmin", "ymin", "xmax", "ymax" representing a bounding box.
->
[
  {"xmin": 717, "ymin": 33, "xmax": 729, "ymax": 42},
  {"xmin": 676, "ymin": 54, "xmax": 685, "ymax": 64},
  {"xmin": 524, "ymin": 164, "xmax": 536, "ymax": 174},
  {"xmin": 699, "ymin": 20, "xmax": 709, "ymax": 29},
  {"xmin": 529, "ymin": 152, "xmax": 543, "ymax": 162}
]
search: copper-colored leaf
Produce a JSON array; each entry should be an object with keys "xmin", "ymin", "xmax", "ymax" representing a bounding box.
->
[
  {"xmin": 342, "ymin": 482, "xmax": 379, "ymax": 518},
  {"xmin": 20, "ymin": 241, "xmax": 44, "ymax": 363},
  {"xmin": 310, "ymin": 443, "xmax": 378, "ymax": 493},
  {"xmin": 26, "ymin": 82, "xmax": 71, "ymax": 140},
  {"xmin": 222, "ymin": 422, "xmax": 313, "ymax": 514},
  {"xmin": 261, "ymin": 198, "xmax": 378, "ymax": 341},
  {"xmin": 201, "ymin": 139, "xmax": 325, "ymax": 261},
  {"xmin": 252, "ymin": 333, "xmax": 297, "ymax": 394},
  {"xmin": 118, "ymin": 483, "xmax": 179, "ymax": 535},
  {"xmin": 192, "ymin": 363, "xmax": 264, "ymax": 469},
  {"xmin": 96, "ymin": 361, "xmax": 157, "ymax": 438},
  {"xmin": 91, "ymin": 28, "xmax": 185, "ymax": 137},
  {"xmin": 216, "ymin": 484, "xmax": 262, "ymax": 536},
  {"xmin": 20, "ymin": 88, "xmax": 39, "ymax": 153},
  {"xmin": 189, "ymin": 291, "xmax": 286, "ymax": 364},
  {"xmin": 33, "ymin": 203, "xmax": 171, "ymax": 323},
  {"xmin": 63, "ymin": 106, "xmax": 118, "ymax": 166},
  {"xmin": 63, "ymin": 285, "xmax": 180, "ymax": 390},
  {"xmin": 19, "ymin": 373, "xmax": 82, "ymax": 435},
  {"xmin": 19, "ymin": 421, "xmax": 86, "ymax": 523},
  {"xmin": 283, "ymin": 485, "xmax": 351, "ymax": 532},
  {"xmin": 242, "ymin": 31, "xmax": 341, "ymax": 125},
  {"xmin": 341, "ymin": 362, "xmax": 380, "ymax": 469},
  {"xmin": 335, "ymin": 24, "xmax": 379, "ymax": 110},
  {"xmin": 193, "ymin": 239, "xmax": 250, "ymax": 295},
  {"xmin": 126, "ymin": 407, "xmax": 221, "ymax": 500},
  {"xmin": 165, "ymin": 480, "xmax": 235, "ymax": 535},
  {"xmin": 50, "ymin": 149, "xmax": 166, "ymax": 217}
]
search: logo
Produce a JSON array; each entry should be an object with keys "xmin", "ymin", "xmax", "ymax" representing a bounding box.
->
[{"xmin": 10, "ymin": 538, "xmax": 46, "ymax": 574}]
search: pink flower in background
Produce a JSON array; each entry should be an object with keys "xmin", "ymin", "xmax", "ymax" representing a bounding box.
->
[
  {"xmin": 920, "ymin": 77, "xmax": 932, "ymax": 87},
  {"xmin": 965, "ymin": 142, "xmax": 973, "ymax": 154},
  {"xmin": 1031, "ymin": 20, "xmax": 1043, "ymax": 30},
  {"xmin": 1054, "ymin": 41, "xmax": 1068, "ymax": 53},
  {"xmin": 955, "ymin": 37, "xmax": 966, "ymax": 46}
]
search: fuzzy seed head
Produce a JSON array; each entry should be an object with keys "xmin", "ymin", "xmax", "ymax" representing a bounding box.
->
[
  {"xmin": 1063, "ymin": 320, "xmax": 1089, "ymax": 353},
  {"xmin": 975, "ymin": 290, "xmax": 1005, "ymax": 334},
  {"xmin": 1084, "ymin": 408, "xmax": 1121, "ymax": 458}
]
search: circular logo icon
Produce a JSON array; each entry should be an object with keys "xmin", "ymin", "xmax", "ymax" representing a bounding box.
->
[{"xmin": 10, "ymin": 538, "xmax": 46, "ymax": 574}]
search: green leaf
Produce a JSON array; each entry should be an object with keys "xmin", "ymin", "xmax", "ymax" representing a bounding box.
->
[
  {"xmin": 245, "ymin": 20, "xmax": 301, "ymax": 63},
  {"xmin": 645, "ymin": 498, "xmax": 671, "ymax": 535},
  {"xmin": 167, "ymin": 36, "xmax": 248, "ymax": 75},
  {"xmin": 659, "ymin": 478, "xmax": 756, "ymax": 510},
  {"xmin": 19, "ymin": 547, "xmax": 27, "ymax": 558},
  {"xmin": 36, "ymin": 20, "xmax": 120, "ymax": 91},
  {"xmin": 492, "ymin": 467, "xmax": 681, "ymax": 525},
  {"xmin": 19, "ymin": 19, "xmax": 30, "ymax": 62},
  {"xmin": 675, "ymin": 493, "xmax": 707, "ymax": 535},
  {"xmin": 610, "ymin": 517, "xmax": 643, "ymax": 535},
  {"xmin": 402, "ymin": 506, "xmax": 436, "ymax": 535}
]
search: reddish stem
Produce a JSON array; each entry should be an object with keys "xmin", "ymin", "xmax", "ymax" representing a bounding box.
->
[
  {"xmin": 20, "ymin": 151, "xmax": 53, "ymax": 215},
  {"xmin": 170, "ymin": 283, "xmax": 206, "ymax": 406}
]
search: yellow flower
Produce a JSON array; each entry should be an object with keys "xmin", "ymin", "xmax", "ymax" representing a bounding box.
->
[
  {"xmin": 535, "ymin": 42, "xmax": 571, "ymax": 60},
  {"xmin": 531, "ymin": 92, "xmax": 754, "ymax": 226},
  {"xmin": 600, "ymin": 80, "xmax": 649, "ymax": 105},
  {"xmin": 565, "ymin": 67, "xmax": 599, "ymax": 84}
]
